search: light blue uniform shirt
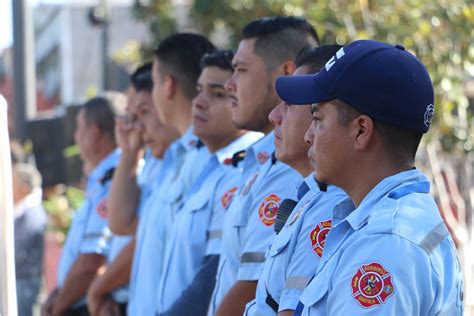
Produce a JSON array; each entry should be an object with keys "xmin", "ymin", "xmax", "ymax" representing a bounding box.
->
[
  {"xmin": 156, "ymin": 132, "xmax": 262, "ymax": 312},
  {"xmin": 208, "ymin": 132, "xmax": 301, "ymax": 315},
  {"xmin": 296, "ymin": 169, "xmax": 464, "ymax": 315},
  {"xmin": 245, "ymin": 174, "xmax": 347, "ymax": 315},
  {"xmin": 109, "ymin": 151, "xmax": 162, "ymax": 304},
  {"xmin": 128, "ymin": 128, "xmax": 205, "ymax": 316},
  {"xmin": 57, "ymin": 148, "xmax": 120, "ymax": 307}
]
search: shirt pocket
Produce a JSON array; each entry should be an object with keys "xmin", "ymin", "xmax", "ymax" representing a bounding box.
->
[
  {"xmin": 301, "ymin": 274, "xmax": 329, "ymax": 310},
  {"xmin": 232, "ymin": 197, "xmax": 250, "ymax": 227},
  {"xmin": 187, "ymin": 195, "xmax": 210, "ymax": 245},
  {"xmin": 268, "ymin": 226, "xmax": 293, "ymax": 258}
]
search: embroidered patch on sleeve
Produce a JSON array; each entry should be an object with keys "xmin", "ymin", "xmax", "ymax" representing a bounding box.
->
[
  {"xmin": 221, "ymin": 187, "xmax": 238, "ymax": 209},
  {"xmin": 258, "ymin": 194, "xmax": 281, "ymax": 226},
  {"xmin": 96, "ymin": 198, "xmax": 109, "ymax": 219},
  {"xmin": 351, "ymin": 262, "xmax": 395, "ymax": 308},
  {"xmin": 309, "ymin": 219, "xmax": 332, "ymax": 257}
]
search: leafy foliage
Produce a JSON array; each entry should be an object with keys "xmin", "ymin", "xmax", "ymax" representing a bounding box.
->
[{"xmin": 134, "ymin": 0, "xmax": 473, "ymax": 153}]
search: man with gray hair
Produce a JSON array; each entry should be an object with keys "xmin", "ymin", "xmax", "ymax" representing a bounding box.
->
[
  {"xmin": 42, "ymin": 92, "xmax": 126, "ymax": 316},
  {"xmin": 12, "ymin": 162, "xmax": 47, "ymax": 316}
]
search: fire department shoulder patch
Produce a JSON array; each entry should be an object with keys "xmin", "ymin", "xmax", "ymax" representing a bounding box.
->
[
  {"xmin": 221, "ymin": 187, "xmax": 238, "ymax": 209},
  {"xmin": 96, "ymin": 198, "xmax": 108, "ymax": 219},
  {"xmin": 351, "ymin": 262, "xmax": 395, "ymax": 308},
  {"xmin": 258, "ymin": 194, "xmax": 281, "ymax": 226},
  {"xmin": 309, "ymin": 219, "xmax": 332, "ymax": 257}
]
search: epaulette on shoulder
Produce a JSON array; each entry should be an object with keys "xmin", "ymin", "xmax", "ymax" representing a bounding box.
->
[
  {"xmin": 100, "ymin": 167, "xmax": 116, "ymax": 185},
  {"xmin": 232, "ymin": 150, "xmax": 246, "ymax": 167}
]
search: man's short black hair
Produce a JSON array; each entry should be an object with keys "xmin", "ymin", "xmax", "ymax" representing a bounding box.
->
[
  {"xmin": 296, "ymin": 45, "xmax": 344, "ymax": 73},
  {"xmin": 131, "ymin": 62, "xmax": 153, "ymax": 92},
  {"xmin": 241, "ymin": 16, "xmax": 320, "ymax": 69},
  {"xmin": 200, "ymin": 50, "xmax": 234, "ymax": 72},
  {"xmin": 83, "ymin": 92, "xmax": 127, "ymax": 145},
  {"xmin": 154, "ymin": 33, "xmax": 216, "ymax": 100}
]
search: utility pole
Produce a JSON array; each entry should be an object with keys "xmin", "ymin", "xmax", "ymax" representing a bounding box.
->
[{"xmin": 12, "ymin": 0, "xmax": 36, "ymax": 141}]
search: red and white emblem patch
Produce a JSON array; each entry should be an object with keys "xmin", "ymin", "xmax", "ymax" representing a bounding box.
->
[
  {"xmin": 309, "ymin": 219, "xmax": 332, "ymax": 257},
  {"xmin": 221, "ymin": 187, "xmax": 238, "ymax": 209},
  {"xmin": 258, "ymin": 194, "xmax": 281, "ymax": 226},
  {"xmin": 257, "ymin": 151, "xmax": 270, "ymax": 164},
  {"xmin": 96, "ymin": 198, "xmax": 108, "ymax": 219},
  {"xmin": 351, "ymin": 262, "xmax": 395, "ymax": 308}
]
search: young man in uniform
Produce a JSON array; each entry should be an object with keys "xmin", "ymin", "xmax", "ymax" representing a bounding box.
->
[
  {"xmin": 42, "ymin": 92, "xmax": 127, "ymax": 316},
  {"xmin": 86, "ymin": 63, "xmax": 180, "ymax": 315},
  {"xmin": 107, "ymin": 33, "xmax": 216, "ymax": 316},
  {"xmin": 276, "ymin": 40, "xmax": 464, "ymax": 315},
  {"xmin": 244, "ymin": 45, "xmax": 347, "ymax": 316},
  {"xmin": 157, "ymin": 50, "xmax": 262, "ymax": 316},
  {"xmin": 209, "ymin": 17, "xmax": 319, "ymax": 316}
]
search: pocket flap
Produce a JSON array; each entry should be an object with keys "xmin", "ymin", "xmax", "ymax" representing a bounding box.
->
[
  {"xmin": 268, "ymin": 226, "xmax": 293, "ymax": 257},
  {"xmin": 300, "ymin": 275, "xmax": 329, "ymax": 307}
]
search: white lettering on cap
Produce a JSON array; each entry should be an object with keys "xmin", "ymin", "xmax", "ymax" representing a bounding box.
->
[
  {"xmin": 424, "ymin": 104, "xmax": 434, "ymax": 127},
  {"xmin": 325, "ymin": 47, "xmax": 345, "ymax": 72}
]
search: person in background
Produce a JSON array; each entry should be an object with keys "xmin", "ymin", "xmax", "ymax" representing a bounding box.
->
[
  {"xmin": 87, "ymin": 63, "xmax": 180, "ymax": 316},
  {"xmin": 12, "ymin": 162, "xmax": 47, "ymax": 316},
  {"xmin": 107, "ymin": 33, "xmax": 216, "ymax": 316},
  {"xmin": 157, "ymin": 50, "xmax": 262, "ymax": 316},
  {"xmin": 41, "ymin": 92, "xmax": 126, "ymax": 316}
]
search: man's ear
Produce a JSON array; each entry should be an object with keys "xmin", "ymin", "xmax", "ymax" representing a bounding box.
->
[
  {"xmin": 164, "ymin": 74, "xmax": 177, "ymax": 99},
  {"xmin": 281, "ymin": 60, "xmax": 296, "ymax": 76},
  {"xmin": 352, "ymin": 115, "xmax": 374, "ymax": 151}
]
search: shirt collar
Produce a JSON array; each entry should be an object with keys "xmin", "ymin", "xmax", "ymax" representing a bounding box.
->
[
  {"xmin": 345, "ymin": 168, "xmax": 430, "ymax": 230},
  {"xmin": 88, "ymin": 148, "xmax": 121, "ymax": 185},
  {"xmin": 215, "ymin": 131, "xmax": 263, "ymax": 164},
  {"xmin": 247, "ymin": 131, "xmax": 275, "ymax": 162},
  {"xmin": 178, "ymin": 127, "xmax": 200, "ymax": 152}
]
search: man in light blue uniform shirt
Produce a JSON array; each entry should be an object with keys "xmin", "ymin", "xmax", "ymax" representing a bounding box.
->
[
  {"xmin": 42, "ymin": 93, "xmax": 126, "ymax": 316},
  {"xmin": 107, "ymin": 34, "xmax": 217, "ymax": 316},
  {"xmin": 87, "ymin": 63, "xmax": 179, "ymax": 315},
  {"xmin": 157, "ymin": 51, "xmax": 263, "ymax": 316},
  {"xmin": 244, "ymin": 45, "xmax": 347, "ymax": 316},
  {"xmin": 210, "ymin": 17, "xmax": 320, "ymax": 316},
  {"xmin": 276, "ymin": 40, "xmax": 463, "ymax": 315}
]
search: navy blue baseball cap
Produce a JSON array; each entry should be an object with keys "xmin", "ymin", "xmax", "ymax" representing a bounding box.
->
[{"xmin": 276, "ymin": 40, "xmax": 435, "ymax": 133}]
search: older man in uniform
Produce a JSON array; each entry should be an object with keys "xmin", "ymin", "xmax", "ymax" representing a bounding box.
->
[
  {"xmin": 276, "ymin": 40, "xmax": 464, "ymax": 315},
  {"xmin": 42, "ymin": 92, "xmax": 126, "ymax": 316},
  {"xmin": 209, "ymin": 17, "xmax": 320, "ymax": 316}
]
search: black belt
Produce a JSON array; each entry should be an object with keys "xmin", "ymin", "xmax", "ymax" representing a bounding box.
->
[
  {"xmin": 265, "ymin": 286, "xmax": 279, "ymax": 313},
  {"xmin": 69, "ymin": 302, "xmax": 127, "ymax": 316}
]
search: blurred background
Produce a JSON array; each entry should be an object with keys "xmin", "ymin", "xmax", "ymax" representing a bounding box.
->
[{"xmin": 0, "ymin": 0, "xmax": 473, "ymax": 314}]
